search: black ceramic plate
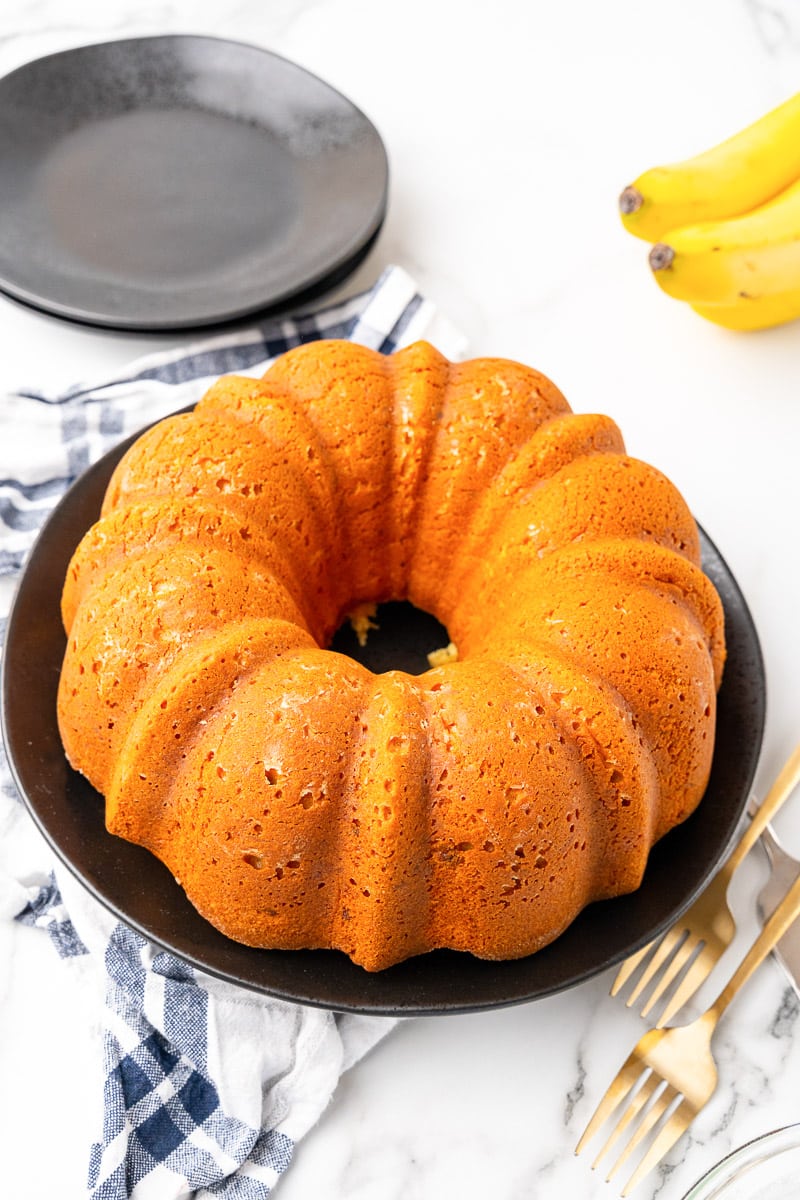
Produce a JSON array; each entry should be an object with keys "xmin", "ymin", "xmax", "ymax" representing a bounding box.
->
[
  {"xmin": 1, "ymin": 428, "xmax": 765, "ymax": 1015},
  {"xmin": 0, "ymin": 36, "xmax": 388, "ymax": 329}
]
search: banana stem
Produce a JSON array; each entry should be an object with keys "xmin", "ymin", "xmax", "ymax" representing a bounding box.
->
[
  {"xmin": 619, "ymin": 186, "xmax": 644, "ymax": 215},
  {"xmin": 649, "ymin": 243, "xmax": 675, "ymax": 271}
]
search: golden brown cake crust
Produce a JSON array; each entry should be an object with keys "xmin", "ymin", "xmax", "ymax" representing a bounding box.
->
[{"xmin": 57, "ymin": 340, "xmax": 725, "ymax": 971}]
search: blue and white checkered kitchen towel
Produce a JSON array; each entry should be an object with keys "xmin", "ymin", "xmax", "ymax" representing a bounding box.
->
[{"xmin": 0, "ymin": 265, "xmax": 468, "ymax": 1199}]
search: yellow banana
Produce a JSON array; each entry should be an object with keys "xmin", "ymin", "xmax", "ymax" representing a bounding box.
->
[
  {"xmin": 691, "ymin": 290, "xmax": 800, "ymax": 331},
  {"xmin": 647, "ymin": 176, "xmax": 800, "ymax": 304},
  {"xmin": 619, "ymin": 90, "xmax": 800, "ymax": 241}
]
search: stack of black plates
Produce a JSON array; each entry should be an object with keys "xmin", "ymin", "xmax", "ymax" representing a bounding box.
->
[{"xmin": 0, "ymin": 35, "xmax": 388, "ymax": 329}]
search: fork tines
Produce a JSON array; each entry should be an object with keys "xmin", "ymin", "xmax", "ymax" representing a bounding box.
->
[
  {"xmin": 576, "ymin": 1044, "xmax": 692, "ymax": 1194},
  {"xmin": 611, "ymin": 928, "xmax": 715, "ymax": 1028}
]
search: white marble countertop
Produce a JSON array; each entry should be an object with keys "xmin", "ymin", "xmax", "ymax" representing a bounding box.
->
[{"xmin": 2, "ymin": 0, "xmax": 800, "ymax": 1197}]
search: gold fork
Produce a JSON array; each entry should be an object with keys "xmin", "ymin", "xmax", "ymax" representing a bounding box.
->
[
  {"xmin": 577, "ymin": 864, "xmax": 800, "ymax": 1195},
  {"xmin": 611, "ymin": 740, "xmax": 800, "ymax": 1027}
]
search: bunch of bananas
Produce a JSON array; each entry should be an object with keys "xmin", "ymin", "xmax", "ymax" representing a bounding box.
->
[{"xmin": 620, "ymin": 92, "xmax": 800, "ymax": 330}]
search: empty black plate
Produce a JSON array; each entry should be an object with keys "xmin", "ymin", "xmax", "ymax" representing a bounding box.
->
[
  {"xmin": 1, "ymin": 423, "xmax": 765, "ymax": 1015},
  {"xmin": 0, "ymin": 36, "xmax": 388, "ymax": 329}
]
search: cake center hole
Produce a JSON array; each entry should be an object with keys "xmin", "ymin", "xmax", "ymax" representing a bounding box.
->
[{"xmin": 329, "ymin": 601, "xmax": 453, "ymax": 676}]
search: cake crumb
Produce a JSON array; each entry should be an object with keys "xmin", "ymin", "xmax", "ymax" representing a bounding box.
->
[
  {"xmin": 427, "ymin": 642, "xmax": 459, "ymax": 668},
  {"xmin": 349, "ymin": 604, "xmax": 379, "ymax": 647}
]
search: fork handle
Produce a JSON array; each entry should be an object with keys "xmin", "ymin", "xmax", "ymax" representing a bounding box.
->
[
  {"xmin": 712, "ymin": 867, "xmax": 800, "ymax": 1019},
  {"xmin": 724, "ymin": 741, "xmax": 800, "ymax": 876}
]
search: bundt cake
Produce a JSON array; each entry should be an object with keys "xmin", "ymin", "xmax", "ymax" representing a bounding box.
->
[{"xmin": 57, "ymin": 340, "xmax": 726, "ymax": 972}]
